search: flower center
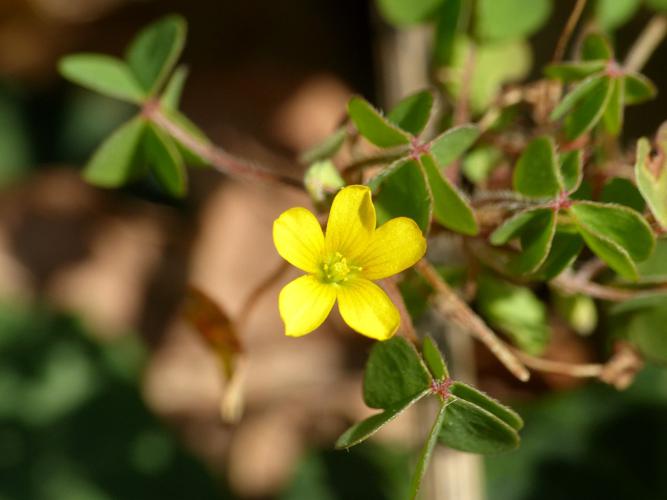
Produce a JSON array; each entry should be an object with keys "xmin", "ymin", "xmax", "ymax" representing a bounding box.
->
[{"xmin": 321, "ymin": 252, "xmax": 360, "ymax": 283}]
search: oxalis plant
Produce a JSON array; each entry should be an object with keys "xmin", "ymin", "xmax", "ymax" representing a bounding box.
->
[{"xmin": 58, "ymin": 1, "xmax": 667, "ymax": 498}]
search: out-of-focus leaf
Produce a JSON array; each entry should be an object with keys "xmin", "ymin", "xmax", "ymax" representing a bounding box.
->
[
  {"xmin": 0, "ymin": 92, "xmax": 31, "ymax": 185},
  {"xmin": 304, "ymin": 160, "xmax": 345, "ymax": 210},
  {"xmin": 422, "ymin": 336, "xmax": 448, "ymax": 380},
  {"xmin": 83, "ymin": 116, "xmax": 146, "ymax": 187},
  {"xmin": 513, "ymin": 136, "xmax": 562, "ymax": 198},
  {"xmin": 438, "ymin": 397, "xmax": 520, "ymax": 454},
  {"xmin": 637, "ymin": 238, "xmax": 667, "ymax": 283},
  {"xmin": 576, "ymin": 223, "xmax": 638, "ymax": 280},
  {"xmin": 602, "ymin": 77, "xmax": 624, "ymax": 135},
  {"xmin": 476, "ymin": 274, "xmax": 550, "ymax": 355},
  {"xmin": 126, "ymin": 14, "xmax": 187, "ymax": 94},
  {"xmin": 299, "ymin": 128, "xmax": 347, "ymax": 164},
  {"xmin": 600, "ymin": 177, "xmax": 645, "ymax": 212},
  {"xmin": 447, "ymin": 37, "xmax": 532, "ymax": 113},
  {"xmin": 551, "ymin": 74, "xmax": 606, "ymax": 121},
  {"xmin": 348, "ymin": 97, "xmax": 411, "ymax": 148},
  {"xmin": 182, "ymin": 286, "xmax": 242, "ymax": 380},
  {"xmin": 635, "ymin": 133, "xmax": 667, "ymax": 229},
  {"xmin": 160, "ymin": 108, "xmax": 210, "ymax": 167},
  {"xmin": 491, "ymin": 208, "xmax": 557, "ymax": 275},
  {"xmin": 363, "ymin": 337, "xmax": 432, "ymax": 410},
  {"xmin": 564, "ymin": 76, "xmax": 613, "ymax": 140},
  {"xmin": 59, "ymin": 54, "xmax": 146, "ymax": 104},
  {"xmin": 560, "ymin": 150, "xmax": 583, "ymax": 193},
  {"xmin": 544, "ymin": 61, "xmax": 606, "ymax": 82},
  {"xmin": 624, "ymin": 73, "xmax": 657, "ymax": 105},
  {"xmin": 434, "ymin": 0, "xmax": 463, "ymax": 66},
  {"xmin": 626, "ymin": 304, "xmax": 667, "ymax": 363},
  {"xmin": 420, "ymin": 154, "xmax": 478, "ymax": 235},
  {"xmin": 476, "ymin": 0, "xmax": 552, "ymax": 41},
  {"xmin": 570, "ymin": 202, "xmax": 654, "ymax": 262},
  {"xmin": 449, "ymin": 382, "xmax": 523, "ymax": 430},
  {"xmin": 160, "ymin": 65, "xmax": 188, "ymax": 110},
  {"xmin": 581, "ymin": 32, "xmax": 614, "ymax": 61},
  {"xmin": 369, "ymin": 159, "xmax": 431, "ymax": 232},
  {"xmin": 143, "ymin": 123, "xmax": 186, "ymax": 197},
  {"xmin": 462, "ymin": 145, "xmax": 503, "ymax": 184},
  {"xmin": 646, "ymin": 0, "xmax": 667, "ymax": 12},
  {"xmin": 596, "ymin": 0, "xmax": 641, "ymax": 31},
  {"xmin": 535, "ymin": 229, "xmax": 584, "ymax": 280},
  {"xmin": 554, "ymin": 292, "xmax": 598, "ymax": 336},
  {"xmin": 335, "ymin": 390, "xmax": 429, "ymax": 449},
  {"xmin": 409, "ymin": 401, "xmax": 447, "ymax": 499},
  {"xmin": 387, "ymin": 90, "xmax": 434, "ymax": 136},
  {"xmin": 375, "ymin": 0, "xmax": 444, "ymax": 25},
  {"xmin": 429, "ymin": 124, "xmax": 479, "ymax": 168}
]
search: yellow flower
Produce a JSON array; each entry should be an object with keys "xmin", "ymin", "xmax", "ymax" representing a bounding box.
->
[{"xmin": 273, "ymin": 185, "xmax": 427, "ymax": 340}]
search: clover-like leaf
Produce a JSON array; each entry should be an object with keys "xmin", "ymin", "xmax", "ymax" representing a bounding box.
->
[
  {"xmin": 624, "ymin": 73, "xmax": 657, "ymax": 104},
  {"xmin": 160, "ymin": 108, "xmax": 211, "ymax": 167},
  {"xmin": 476, "ymin": 273, "xmax": 550, "ymax": 355},
  {"xmin": 335, "ymin": 390, "xmax": 430, "ymax": 449},
  {"xmin": 59, "ymin": 54, "xmax": 147, "ymax": 104},
  {"xmin": 420, "ymin": 154, "xmax": 478, "ymax": 235},
  {"xmin": 544, "ymin": 61, "xmax": 606, "ymax": 82},
  {"xmin": 476, "ymin": 0, "xmax": 552, "ymax": 42},
  {"xmin": 560, "ymin": 150, "xmax": 583, "ymax": 193},
  {"xmin": 513, "ymin": 136, "xmax": 562, "ymax": 198},
  {"xmin": 161, "ymin": 65, "xmax": 189, "ymax": 110},
  {"xmin": 535, "ymin": 228, "xmax": 584, "ymax": 280},
  {"xmin": 363, "ymin": 336, "xmax": 432, "ymax": 409},
  {"xmin": 429, "ymin": 124, "xmax": 480, "ymax": 168},
  {"xmin": 636, "ymin": 133, "xmax": 667, "ymax": 229},
  {"xmin": 422, "ymin": 336, "xmax": 448, "ymax": 380},
  {"xmin": 449, "ymin": 382, "xmax": 523, "ymax": 430},
  {"xmin": 299, "ymin": 128, "xmax": 347, "ymax": 164},
  {"xmin": 581, "ymin": 32, "xmax": 614, "ymax": 61},
  {"xmin": 563, "ymin": 76, "xmax": 613, "ymax": 140},
  {"xmin": 596, "ymin": 0, "xmax": 641, "ymax": 30},
  {"xmin": 83, "ymin": 116, "xmax": 147, "ymax": 187},
  {"xmin": 143, "ymin": 123, "xmax": 186, "ymax": 197},
  {"xmin": 348, "ymin": 97, "xmax": 411, "ymax": 148},
  {"xmin": 409, "ymin": 400, "xmax": 448, "ymax": 500},
  {"xmin": 600, "ymin": 177, "xmax": 645, "ymax": 212},
  {"xmin": 369, "ymin": 159, "xmax": 432, "ymax": 232},
  {"xmin": 387, "ymin": 89, "xmax": 434, "ymax": 136},
  {"xmin": 126, "ymin": 14, "xmax": 187, "ymax": 94},
  {"xmin": 602, "ymin": 77, "xmax": 624, "ymax": 135}
]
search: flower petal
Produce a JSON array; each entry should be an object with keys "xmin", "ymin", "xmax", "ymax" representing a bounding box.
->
[
  {"xmin": 325, "ymin": 185, "xmax": 375, "ymax": 260},
  {"xmin": 279, "ymin": 274, "xmax": 336, "ymax": 337},
  {"xmin": 357, "ymin": 217, "xmax": 427, "ymax": 280},
  {"xmin": 273, "ymin": 207, "xmax": 324, "ymax": 273},
  {"xmin": 337, "ymin": 278, "xmax": 400, "ymax": 340}
]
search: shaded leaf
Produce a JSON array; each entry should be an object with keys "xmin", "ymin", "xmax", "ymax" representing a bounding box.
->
[
  {"xmin": 420, "ymin": 154, "xmax": 478, "ymax": 235},
  {"xmin": 363, "ymin": 337, "xmax": 432, "ymax": 409},
  {"xmin": 161, "ymin": 65, "xmax": 188, "ymax": 110},
  {"xmin": 602, "ymin": 77, "xmax": 624, "ymax": 135},
  {"xmin": 476, "ymin": 0, "xmax": 552, "ymax": 41},
  {"xmin": 626, "ymin": 303, "xmax": 667, "ymax": 363},
  {"xmin": 476, "ymin": 273, "xmax": 550, "ymax": 355},
  {"xmin": 513, "ymin": 136, "xmax": 562, "ymax": 198},
  {"xmin": 335, "ymin": 390, "xmax": 430, "ymax": 449},
  {"xmin": 369, "ymin": 159, "xmax": 432, "ymax": 232},
  {"xmin": 560, "ymin": 150, "xmax": 583, "ymax": 193},
  {"xmin": 429, "ymin": 124, "xmax": 479, "ymax": 168},
  {"xmin": 535, "ymin": 229, "xmax": 584, "ymax": 280},
  {"xmin": 83, "ymin": 116, "xmax": 146, "ymax": 187},
  {"xmin": 581, "ymin": 32, "xmax": 614, "ymax": 61},
  {"xmin": 624, "ymin": 73, "xmax": 658, "ymax": 105},
  {"xmin": 600, "ymin": 177, "xmax": 645, "ymax": 212},
  {"xmin": 143, "ymin": 123, "xmax": 187, "ymax": 197},
  {"xmin": 59, "ymin": 54, "xmax": 146, "ymax": 104},
  {"xmin": 551, "ymin": 74, "xmax": 606, "ymax": 121},
  {"xmin": 348, "ymin": 97, "xmax": 411, "ymax": 147},
  {"xmin": 576, "ymin": 223, "xmax": 638, "ymax": 280},
  {"xmin": 387, "ymin": 90, "xmax": 434, "ymax": 136},
  {"xmin": 434, "ymin": 0, "xmax": 463, "ymax": 66},
  {"xmin": 160, "ymin": 108, "xmax": 210, "ymax": 167},
  {"xmin": 299, "ymin": 128, "xmax": 347, "ymax": 164},
  {"xmin": 422, "ymin": 336, "xmax": 448, "ymax": 380},
  {"xmin": 636, "ymin": 135, "xmax": 667, "ymax": 229},
  {"xmin": 126, "ymin": 14, "xmax": 187, "ymax": 94},
  {"xmin": 376, "ymin": 0, "xmax": 444, "ymax": 25},
  {"xmin": 563, "ymin": 76, "xmax": 613, "ymax": 140},
  {"xmin": 409, "ymin": 401, "xmax": 448, "ymax": 500},
  {"xmin": 438, "ymin": 397, "xmax": 520, "ymax": 454},
  {"xmin": 450, "ymin": 382, "xmax": 523, "ymax": 430}
]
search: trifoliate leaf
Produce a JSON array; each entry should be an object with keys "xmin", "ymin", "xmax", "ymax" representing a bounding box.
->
[
  {"xmin": 600, "ymin": 177, "xmax": 645, "ymax": 212},
  {"xmin": 429, "ymin": 124, "xmax": 479, "ymax": 168},
  {"xmin": 581, "ymin": 32, "xmax": 614, "ymax": 61},
  {"xmin": 387, "ymin": 89, "xmax": 434, "ymax": 136},
  {"xmin": 624, "ymin": 73, "xmax": 657, "ymax": 104},
  {"xmin": 476, "ymin": 0, "xmax": 552, "ymax": 41},
  {"xmin": 560, "ymin": 150, "xmax": 583, "ymax": 193},
  {"xmin": 348, "ymin": 97, "xmax": 411, "ymax": 148},
  {"xmin": 602, "ymin": 77, "xmax": 624, "ymax": 135},
  {"xmin": 143, "ymin": 123, "xmax": 186, "ymax": 197},
  {"xmin": 544, "ymin": 61, "xmax": 606, "ymax": 83},
  {"xmin": 422, "ymin": 336, "xmax": 448, "ymax": 380},
  {"xmin": 513, "ymin": 136, "xmax": 562, "ymax": 198}
]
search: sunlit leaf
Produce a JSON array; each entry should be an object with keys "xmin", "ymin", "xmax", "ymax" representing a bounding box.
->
[
  {"xmin": 420, "ymin": 154, "xmax": 478, "ymax": 235},
  {"xmin": 595, "ymin": 0, "xmax": 641, "ymax": 31},
  {"xmin": 544, "ymin": 61, "xmax": 606, "ymax": 83},
  {"xmin": 513, "ymin": 136, "xmax": 562, "ymax": 198},
  {"xmin": 429, "ymin": 124, "xmax": 479, "ymax": 168},
  {"xmin": 59, "ymin": 54, "xmax": 146, "ymax": 104},
  {"xmin": 348, "ymin": 97, "xmax": 411, "ymax": 147},
  {"xmin": 476, "ymin": 0, "xmax": 552, "ymax": 41},
  {"xmin": 636, "ymin": 134, "xmax": 667, "ymax": 230}
]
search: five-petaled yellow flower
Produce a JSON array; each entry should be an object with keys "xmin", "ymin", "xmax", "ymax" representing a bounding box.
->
[{"xmin": 273, "ymin": 185, "xmax": 427, "ymax": 340}]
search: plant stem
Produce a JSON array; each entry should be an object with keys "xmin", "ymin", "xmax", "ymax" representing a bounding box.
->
[
  {"xmin": 146, "ymin": 104, "xmax": 304, "ymax": 189},
  {"xmin": 415, "ymin": 259, "xmax": 530, "ymax": 382},
  {"xmin": 551, "ymin": 270, "xmax": 667, "ymax": 302},
  {"xmin": 381, "ymin": 277, "xmax": 419, "ymax": 344},
  {"xmin": 624, "ymin": 14, "xmax": 667, "ymax": 72},
  {"xmin": 552, "ymin": 0, "xmax": 588, "ymax": 63}
]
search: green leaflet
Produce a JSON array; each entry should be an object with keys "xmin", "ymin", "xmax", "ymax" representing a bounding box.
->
[
  {"xmin": 636, "ymin": 135, "xmax": 667, "ymax": 229},
  {"xmin": 429, "ymin": 124, "xmax": 480, "ymax": 168},
  {"xmin": 513, "ymin": 136, "xmax": 562, "ymax": 198},
  {"xmin": 143, "ymin": 123, "xmax": 187, "ymax": 197},
  {"xmin": 421, "ymin": 336, "xmax": 448, "ymax": 380},
  {"xmin": 348, "ymin": 97, "xmax": 411, "ymax": 148},
  {"xmin": 376, "ymin": 0, "xmax": 444, "ymax": 25},
  {"xmin": 624, "ymin": 73, "xmax": 657, "ymax": 105},
  {"xmin": 476, "ymin": 0, "xmax": 552, "ymax": 41},
  {"xmin": 387, "ymin": 89, "xmax": 434, "ymax": 136},
  {"xmin": 602, "ymin": 77, "xmax": 624, "ymax": 135}
]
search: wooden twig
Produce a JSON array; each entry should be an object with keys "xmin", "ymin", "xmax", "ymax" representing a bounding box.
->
[
  {"xmin": 551, "ymin": 270, "xmax": 667, "ymax": 302},
  {"xmin": 624, "ymin": 14, "xmax": 667, "ymax": 73},
  {"xmin": 415, "ymin": 259, "xmax": 530, "ymax": 382}
]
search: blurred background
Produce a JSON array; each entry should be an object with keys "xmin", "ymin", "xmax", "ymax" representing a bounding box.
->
[{"xmin": 2, "ymin": 0, "xmax": 667, "ymax": 499}]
